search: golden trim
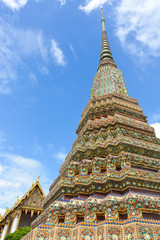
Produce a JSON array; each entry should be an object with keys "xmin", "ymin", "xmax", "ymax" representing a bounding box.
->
[
  {"xmin": 117, "ymin": 209, "xmax": 128, "ymax": 220},
  {"xmin": 95, "ymin": 211, "xmax": 106, "ymax": 223},
  {"xmin": 22, "ymin": 206, "xmax": 43, "ymax": 211},
  {"xmin": 74, "ymin": 213, "xmax": 84, "ymax": 224},
  {"xmin": 58, "ymin": 185, "xmax": 160, "ymax": 202},
  {"xmin": 141, "ymin": 208, "xmax": 160, "ymax": 214}
]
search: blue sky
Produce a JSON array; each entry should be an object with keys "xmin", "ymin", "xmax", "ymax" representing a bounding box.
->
[{"xmin": 0, "ymin": 0, "xmax": 160, "ymax": 215}]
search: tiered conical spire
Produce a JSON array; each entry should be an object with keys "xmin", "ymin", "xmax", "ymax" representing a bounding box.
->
[
  {"xmin": 98, "ymin": 8, "xmax": 116, "ymax": 68},
  {"xmin": 22, "ymin": 9, "xmax": 160, "ymax": 240},
  {"xmin": 91, "ymin": 8, "xmax": 128, "ymax": 97}
]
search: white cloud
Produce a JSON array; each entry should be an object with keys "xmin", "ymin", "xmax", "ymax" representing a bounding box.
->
[
  {"xmin": 79, "ymin": 0, "xmax": 112, "ymax": 13},
  {"xmin": 0, "ymin": 19, "xmax": 46, "ymax": 94},
  {"xmin": 0, "ymin": 179, "xmax": 20, "ymax": 188},
  {"xmin": 37, "ymin": 32, "xmax": 48, "ymax": 62},
  {"xmin": 0, "ymin": 19, "xmax": 66, "ymax": 95},
  {"xmin": 0, "ymin": 165, "xmax": 4, "ymax": 174},
  {"xmin": 53, "ymin": 151, "xmax": 67, "ymax": 162},
  {"xmin": 69, "ymin": 44, "xmax": 78, "ymax": 60},
  {"xmin": 0, "ymin": 208, "xmax": 6, "ymax": 216},
  {"xmin": 1, "ymin": 0, "xmax": 28, "ymax": 10},
  {"xmin": 3, "ymin": 154, "xmax": 41, "ymax": 168},
  {"xmin": 58, "ymin": 0, "xmax": 66, "ymax": 6},
  {"xmin": 0, "ymin": 152, "xmax": 43, "ymax": 208},
  {"xmin": 1, "ymin": 0, "xmax": 40, "ymax": 10},
  {"xmin": 151, "ymin": 122, "xmax": 160, "ymax": 138},
  {"xmin": 0, "ymin": 131, "xmax": 51, "ymax": 209},
  {"xmin": 50, "ymin": 40, "xmax": 67, "ymax": 66},
  {"xmin": 116, "ymin": 0, "xmax": 160, "ymax": 57}
]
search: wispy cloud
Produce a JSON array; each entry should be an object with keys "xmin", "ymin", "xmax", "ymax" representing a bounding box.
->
[
  {"xmin": 58, "ymin": 0, "xmax": 66, "ymax": 6},
  {"xmin": 1, "ymin": 153, "xmax": 41, "ymax": 168},
  {"xmin": 69, "ymin": 44, "xmax": 78, "ymax": 60},
  {"xmin": 79, "ymin": 0, "xmax": 160, "ymax": 58},
  {"xmin": 116, "ymin": 0, "xmax": 160, "ymax": 58},
  {"xmin": 1, "ymin": 0, "xmax": 28, "ymax": 10},
  {"xmin": 0, "ymin": 208, "xmax": 6, "ymax": 216},
  {"xmin": 0, "ymin": 133, "xmax": 50, "ymax": 211},
  {"xmin": 79, "ymin": 0, "xmax": 112, "ymax": 13},
  {"xmin": 50, "ymin": 40, "xmax": 67, "ymax": 66},
  {"xmin": 0, "ymin": 152, "xmax": 42, "ymax": 209},
  {"xmin": 0, "ymin": 19, "xmax": 67, "ymax": 95},
  {"xmin": 0, "ymin": 19, "xmax": 46, "ymax": 95},
  {"xmin": 52, "ymin": 151, "xmax": 67, "ymax": 163},
  {"xmin": 1, "ymin": 0, "xmax": 39, "ymax": 11},
  {"xmin": 0, "ymin": 165, "xmax": 4, "ymax": 174}
]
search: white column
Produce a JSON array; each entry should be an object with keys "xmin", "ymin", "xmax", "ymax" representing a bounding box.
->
[
  {"xmin": 10, "ymin": 215, "xmax": 19, "ymax": 233},
  {"xmin": 1, "ymin": 224, "xmax": 8, "ymax": 240}
]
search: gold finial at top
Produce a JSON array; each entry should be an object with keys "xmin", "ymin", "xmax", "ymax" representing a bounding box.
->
[
  {"xmin": 5, "ymin": 207, "xmax": 9, "ymax": 214},
  {"xmin": 17, "ymin": 195, "xmax": 20, "ymax": 202},
  {"xmin": 32, "ymin": 180, "xmax": 34, "ymax": 186},
  {"xmin": 36, "ymin": 173, "xmax": 40, "ymax": 183}
]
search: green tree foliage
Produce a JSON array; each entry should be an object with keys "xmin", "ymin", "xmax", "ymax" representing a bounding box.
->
[{"xmin": 4, "ymin": 226, "xmax": 31, "ymax": 240}]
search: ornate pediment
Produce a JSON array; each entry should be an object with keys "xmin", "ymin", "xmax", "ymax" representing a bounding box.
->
[{"xmin": 21, "ymin": 187, "xmax": 44, "ymax": 208}]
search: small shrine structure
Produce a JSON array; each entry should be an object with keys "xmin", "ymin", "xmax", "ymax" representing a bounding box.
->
[{"xmin": 0, "ymin": 179, "xmax": 44, "ymax": 240}]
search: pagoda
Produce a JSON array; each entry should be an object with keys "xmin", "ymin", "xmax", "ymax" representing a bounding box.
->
[{"xmin": 22, "ymin": 9, "xmax": 160, "ymax": 240}]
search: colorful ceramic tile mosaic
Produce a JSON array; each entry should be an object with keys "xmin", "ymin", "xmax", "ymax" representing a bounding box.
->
[{"xmin": 22, "ymin": 8, "xmax": 160, "ymax": 240}]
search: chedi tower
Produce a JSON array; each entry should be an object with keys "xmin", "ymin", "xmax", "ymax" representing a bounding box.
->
[{"xmin": 23, "ymin": 9, "xmax": 160, "ymax": 240}]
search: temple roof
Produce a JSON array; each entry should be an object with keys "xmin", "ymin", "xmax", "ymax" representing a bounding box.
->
[{"xmin": 0, "ymin": 179, "xmax": 45, "ymax": 224}]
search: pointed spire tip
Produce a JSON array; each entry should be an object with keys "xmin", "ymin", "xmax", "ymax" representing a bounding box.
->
[
  {"xmin": 98, "ymin": 7, "xmax": 117, "ymax": 69},
  {"xmin": 101, "ymin": 7, "xmax": 104, "ymax": 21}
]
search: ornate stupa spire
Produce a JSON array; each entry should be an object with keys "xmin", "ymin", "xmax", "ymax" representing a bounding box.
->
[
  {"xmin": 91, "ymin": 8, "xmax": 128, "ymax": 97},
  {"xmin": 22, "ymin": 9, "xmax": 160, "ymax": 240},
  {"xmin": 99, "ymin": 8, "xmax": 116, "ymax": 69}
]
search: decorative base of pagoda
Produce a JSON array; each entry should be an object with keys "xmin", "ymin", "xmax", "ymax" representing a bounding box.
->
[{"xmin": 22, "ymin": 218, "xmax": 160, "ymax": 239}]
